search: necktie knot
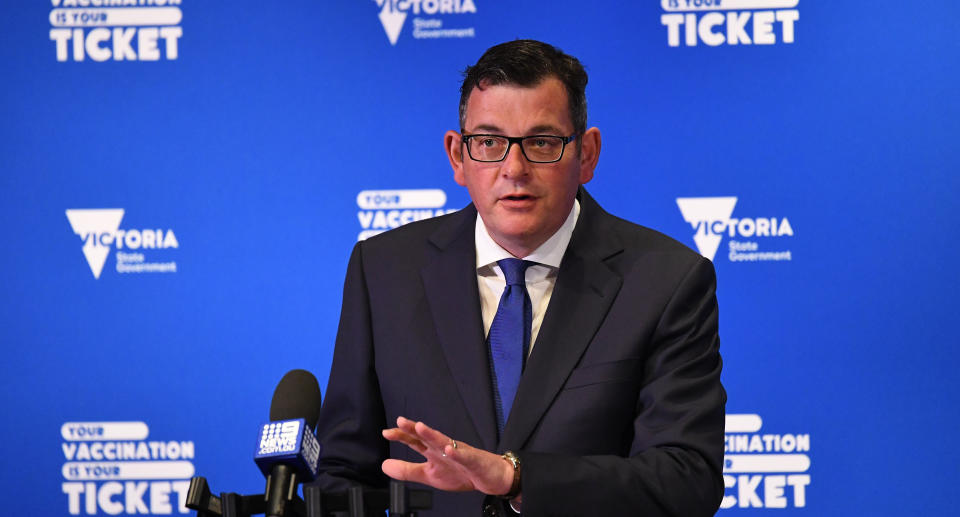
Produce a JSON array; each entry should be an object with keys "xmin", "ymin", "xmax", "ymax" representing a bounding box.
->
[{"xmin": 497, "ymin": 258, "xmax": 531, "ymax": 287}]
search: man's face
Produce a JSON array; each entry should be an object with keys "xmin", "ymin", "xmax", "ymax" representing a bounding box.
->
[{"xmin": 445, "ymin": 77, "xmax": 600, "ymax": 257}]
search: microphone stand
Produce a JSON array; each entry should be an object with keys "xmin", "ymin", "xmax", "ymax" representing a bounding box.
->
[{"xmin": 185, "ymin": 475, "xmax": 432, "ymax": 517}]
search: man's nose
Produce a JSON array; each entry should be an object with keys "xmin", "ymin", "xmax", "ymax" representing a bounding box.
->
[{"xmin": 501, "ymin": 141, "xmax": 528, "ymax": 178}]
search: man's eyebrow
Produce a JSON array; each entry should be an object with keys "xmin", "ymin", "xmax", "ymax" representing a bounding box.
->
[
  {"xmin": 467, "ymin": 124, "xmax": 503, "ymax": 133},
  {"xmin": 526, "ymin": 124, "xmax": 566, "ymax": 135},
  {"xmin": 466, "ymin": 124, "xmax": 567, "ymax": 135}
]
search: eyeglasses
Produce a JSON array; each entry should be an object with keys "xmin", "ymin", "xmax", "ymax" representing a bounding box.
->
[{"xmin": 461, "ymin": 133, "xmax": 577, "ymax": 163}]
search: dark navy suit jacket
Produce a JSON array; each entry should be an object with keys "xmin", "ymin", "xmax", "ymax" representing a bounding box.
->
[{"xmin": 315, "ymin": 189, "xmax": 725, "ymax": 516}]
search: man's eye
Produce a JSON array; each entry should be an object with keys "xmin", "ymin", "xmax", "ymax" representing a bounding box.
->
[
  {"xmin": 480, "ymin": 138, "xmax": 497, "ymax": 147},
  {"xmin": 531, "ymin": 137, "xmax": 559, "ymax": 149}
]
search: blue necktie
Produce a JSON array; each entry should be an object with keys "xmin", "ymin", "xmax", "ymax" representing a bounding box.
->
[{"xmin": 488, "ymin": 258, "xmax": 532, "ymax": 432}]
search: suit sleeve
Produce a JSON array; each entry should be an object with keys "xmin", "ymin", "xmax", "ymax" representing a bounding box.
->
[
  {"xmin": 313, "ymin": 241, "xmax": 390, "ymax": 490},
  {"xmin": 519, "ymin": 256, "xmax": 726, "ymax": 516}
]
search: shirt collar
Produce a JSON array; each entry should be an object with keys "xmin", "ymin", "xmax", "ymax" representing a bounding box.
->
[{"xmin": 475, "ymin": 198, "xmax": 580, "ymax": 270}]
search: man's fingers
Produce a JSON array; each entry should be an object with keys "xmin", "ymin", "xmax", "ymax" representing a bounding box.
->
[
  {"xmin": 383, "ymin": 418, "xmax": 508, "ymax": 495},
  {"xmin": 382, "ymin": 428, "xmax": 428, "ymax": 455},
  {"xmin": 396, "ymin": 416, "xmax": 418, "ymax": 433},
  {"xmin": 382, "ymin": 459, "xmax": 427, "ymax": 484},
  {"xmin": 412, "ymin": 420, "xmax": 454, "ymax": 451},
  {"xmin": 396, "ymin": 417, "xmax": 457, "ymax": 459}
]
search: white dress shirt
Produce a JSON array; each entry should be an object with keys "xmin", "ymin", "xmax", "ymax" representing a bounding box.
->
[{"xmin": 474, "ymin": 199, "xmax": 580, "ymax": 354}]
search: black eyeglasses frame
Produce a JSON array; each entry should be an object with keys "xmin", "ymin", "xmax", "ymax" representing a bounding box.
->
[{"xmin": 460, "ymin": 133, "xmax": 578, "ymax": 164}]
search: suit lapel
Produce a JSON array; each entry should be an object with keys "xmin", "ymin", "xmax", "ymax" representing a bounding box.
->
[
  {"xmin": 420, "ymin": 206, "xmax": 499, "ymax": 451},
  {"xmin": 500, "ymin": 190, "xmax": 624, "ymax": 451}
]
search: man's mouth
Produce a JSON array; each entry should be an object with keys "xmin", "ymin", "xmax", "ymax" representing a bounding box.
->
[{"xmin": 501, "ymin": 193, "xmax": 535, "ymax": 202}]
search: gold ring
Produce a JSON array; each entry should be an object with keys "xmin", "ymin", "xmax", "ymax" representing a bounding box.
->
[{"xmin": 451, "ymin": 439, "xmax": 458, "ymax": 450}]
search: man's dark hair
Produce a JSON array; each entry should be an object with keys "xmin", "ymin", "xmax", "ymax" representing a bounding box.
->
[{"xmin": 459, "ymin": 39, "xmax": 588, "ymax": 136}]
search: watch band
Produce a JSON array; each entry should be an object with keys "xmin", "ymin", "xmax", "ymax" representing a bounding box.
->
[{"xmin": 500, "ymin": 450, "xmax": 522, "ymax": 499}]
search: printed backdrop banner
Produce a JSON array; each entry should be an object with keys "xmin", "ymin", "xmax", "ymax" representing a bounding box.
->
[{"xmin": 2, "ymin": 1, "xmax": 958, "ymax": 515}]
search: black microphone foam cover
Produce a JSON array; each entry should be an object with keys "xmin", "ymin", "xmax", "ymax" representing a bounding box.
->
[{"xmin": 269, "ymin": 369, "xmax": 322, "ymax": 432}]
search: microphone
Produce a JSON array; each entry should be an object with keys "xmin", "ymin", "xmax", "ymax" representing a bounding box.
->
[{"xmin": 254, "ymin": 369, "xmax": 323, "ymax": 517}]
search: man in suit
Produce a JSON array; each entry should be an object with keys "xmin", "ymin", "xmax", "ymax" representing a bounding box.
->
[{"xmin": 315, "ymin": 40, "xmax": 725, "ymax": 516}]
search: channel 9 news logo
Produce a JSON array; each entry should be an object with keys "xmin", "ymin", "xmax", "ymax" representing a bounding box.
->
[
  {"xmin": 675, "ymin": 197, "xmax": 794, "ymax": 262},
  {"xmin": 49, "ymin": 0, "xmax": 184, "ymax": 62},
  {"xmin": 661, "ymin": 0, "xmax": 799, "ymax": 47},
  {"xmin": 254, "ymin": 419, "xmax": 321, "ymax": 479},
  {"xmin": 356, "ymin": 189, "xmax": 458, "ymax": 240},
  {"xmin": 60, "ymin": 421, "xmax": 196, "ymax": 515},
  {"xmin": 257, "ymin": 421, "xmax": 301, "ymax": 455},
  {"xmin": 722, "ymin": 414, "xmax": 811, "ymax": 509},
  {"xmin": 373, "ymin": 0, "xmax": 477, "ymax": 46},
  {"xmin": 65, "ymin": 209, "xmax": 179, "ymax": 279}
]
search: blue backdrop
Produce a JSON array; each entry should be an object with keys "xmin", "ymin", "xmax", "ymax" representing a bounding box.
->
[{"xmin": 2, "ymin": 1, "xmax": 958, "ymax": 514}]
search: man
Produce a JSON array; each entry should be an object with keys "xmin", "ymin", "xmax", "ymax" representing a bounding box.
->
[{"xmin": 315, "ymin": 40, "xmax": 725, "ymax": 516}]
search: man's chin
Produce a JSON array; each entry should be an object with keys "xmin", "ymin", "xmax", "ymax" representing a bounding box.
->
[{"xmin": 486, "ymin": 222, "xmax": 550, "ymax": 251}]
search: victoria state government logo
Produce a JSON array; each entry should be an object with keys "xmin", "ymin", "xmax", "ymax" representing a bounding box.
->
[
  {"xmin": 676, "ymin": 197, "xmax": 794, "ymax": 263},
  {"xmin": 65, "ymin": 209, "xmax": 179, "ymax": 279},
  {"xmin": 373, "ymin": 0, "xmax": 477, "ymax": 46}
]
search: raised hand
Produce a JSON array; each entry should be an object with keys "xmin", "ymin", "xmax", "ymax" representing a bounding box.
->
[{"xmin": 381, "ymin": 416, "xmax": 515, "ymax": 497}]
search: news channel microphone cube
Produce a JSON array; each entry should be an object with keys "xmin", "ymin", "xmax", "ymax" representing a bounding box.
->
[{"xmin": 253, "ymin": 418, "xmax": 321, "ymax": 481}]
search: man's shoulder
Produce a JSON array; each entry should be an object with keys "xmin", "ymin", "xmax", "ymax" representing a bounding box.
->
[
  {"xmin": 581, "ymin": 203, "xmax": 717, "ymax": 299},
  {"xmin": 608, "ymin": 212, "xmax": 697, "ymax": 256},
  {"xmin": 580, "ymin": 193, "xmax": 701, "ymax": 262}
]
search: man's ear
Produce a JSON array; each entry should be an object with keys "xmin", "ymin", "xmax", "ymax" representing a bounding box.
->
[
  {"xmin": 445, "ymin": 130, "xmax": 466, "ymax": 186},
  {"xmin": 578, "ymin": 127, "xmax": 601, "ymax": 184}
]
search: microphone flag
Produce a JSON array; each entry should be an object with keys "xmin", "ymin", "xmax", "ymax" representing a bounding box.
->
[{"xmin": 253, "ymin": 418, "xmax": 320, "ymax": 481}]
